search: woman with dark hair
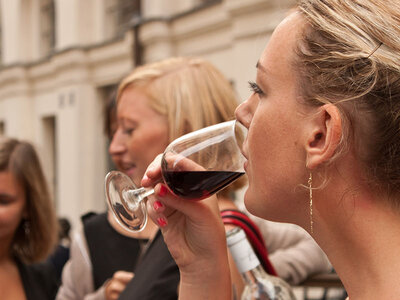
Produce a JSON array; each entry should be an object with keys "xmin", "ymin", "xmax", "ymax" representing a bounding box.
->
[{"xmin": 0, "ymin": 137, "xmax": 59, "ymax": 299}]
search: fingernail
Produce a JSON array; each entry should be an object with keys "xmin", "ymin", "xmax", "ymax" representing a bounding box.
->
[
  {"xmin": 157, "ymin": 217, "xmax": 167, "ymax": 227},
  {"xmin": 158, "ymin": 185, "xmax": 168, "ymax": 197},
  {"xmin": 153, "ymin": 201, "xmax": 164, "ymax": 211}
]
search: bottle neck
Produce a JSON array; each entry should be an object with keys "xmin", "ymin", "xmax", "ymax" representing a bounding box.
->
[
  {"xmin": 227, "ymin": 229, "xmax": 296, "ymax": 300},
  {"xmin": 241, "ymin": 264, "xmax": 268, "ymax": 285}
]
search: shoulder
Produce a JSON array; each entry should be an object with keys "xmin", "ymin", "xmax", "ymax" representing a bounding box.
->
[
  {"xmin": 81, "ymin": 211, "xmax": 107, "ymax": 226},
  {"xmin": 81, "ymin": 211, "xmax": 112, "ymax": 241}
]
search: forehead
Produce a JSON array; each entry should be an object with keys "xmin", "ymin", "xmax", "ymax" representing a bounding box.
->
[
  {"xmin": 258, "ymin": 12, "xmax": 304, "ymax": 78},
  {"xmin": 117, "ymin": 87, "xmax": 159, "ymax": 120}
]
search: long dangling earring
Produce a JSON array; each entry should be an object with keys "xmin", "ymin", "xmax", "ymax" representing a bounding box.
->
[{"xmin": 308, "ymin": 173, "xmax": 313, "ymax": 234}]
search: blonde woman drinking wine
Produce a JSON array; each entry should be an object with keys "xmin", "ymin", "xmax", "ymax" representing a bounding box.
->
[{"xmin": 143, "ymin": 0, "xmax": 400, "ymax": 299}]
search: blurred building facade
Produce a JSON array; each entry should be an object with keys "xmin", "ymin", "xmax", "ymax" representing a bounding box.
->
[{"xmin": 0, "ymin": 0, "xmax": 294, "ymax": 227}]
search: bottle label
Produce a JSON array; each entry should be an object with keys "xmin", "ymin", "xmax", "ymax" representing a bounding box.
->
[{"xmin": 229, "ymin": 236, "xmax": 260, "ymax": 273}]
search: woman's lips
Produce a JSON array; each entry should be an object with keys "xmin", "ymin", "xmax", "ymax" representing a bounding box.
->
[
  {"xmin": 119, "ymin": 162, "xmax": 136, "ymax": 176},
  {"xmin": 125, "ymin": 167, "xmax": 135, "ymax": 177}
]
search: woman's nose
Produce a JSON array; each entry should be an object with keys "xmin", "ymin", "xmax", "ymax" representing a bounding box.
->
[
  {"xmin": 235, "ymin": 97, "xmax": 253, "ymax": 129},
  {"xmin": 109, "ymin": 128, "xmax": 126, "ymax": 155}
]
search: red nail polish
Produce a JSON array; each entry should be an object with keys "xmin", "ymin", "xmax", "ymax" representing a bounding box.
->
[
  {"xmin": 157, "ymin": 217, "xmax": 167, "ymax": 227},
  {"xmin": 159, "ymin": 185, "xmax": 168, "ymax": 197},
  {"xmin": 153, "ymin": 201, "xmax": 163, "ymax": 211}
]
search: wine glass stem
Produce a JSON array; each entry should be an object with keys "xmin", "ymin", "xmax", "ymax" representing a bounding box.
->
[{"xmin": 125, "ymin": 187, "xmax": 155, "ymax": 205}]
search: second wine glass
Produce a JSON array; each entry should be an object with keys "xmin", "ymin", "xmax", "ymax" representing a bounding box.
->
[{"xmin": 105, "ymin": 120, "xmax": 247, "ymax": 232}]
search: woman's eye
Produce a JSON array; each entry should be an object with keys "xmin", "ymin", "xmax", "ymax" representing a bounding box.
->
[
  {"xmin": 248, "ymin": 81, "xmax": 264, "ymax": 95},
  {"xmin": 122, "ymin": 128, "xmax": 134, "ymax": 135},
  {"xmin": 0, "ymin": 197, "xmax": 13, "ymax": 205}
]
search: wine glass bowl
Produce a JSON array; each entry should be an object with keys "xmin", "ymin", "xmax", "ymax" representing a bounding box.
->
[
  {"xmin": 105, "ymin": 120, "xmax": 247, "ymax": 232},
  {"xmin": 161, "ymin": 121, "xmax": 247, "ymax": 199}
]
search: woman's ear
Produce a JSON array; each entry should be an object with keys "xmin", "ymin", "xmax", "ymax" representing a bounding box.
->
[{"xmin": 305, "ymin": 104, "xmax": 342, "ymax": 170}]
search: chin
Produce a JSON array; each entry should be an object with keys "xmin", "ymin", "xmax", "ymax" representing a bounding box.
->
[
  {"xmin": 244, "ymin": 189, "xmax": 284, "ymax": 222},
  {"xmin": 243, "ymin": 190, "xmax": 264, "ymax": 218}
]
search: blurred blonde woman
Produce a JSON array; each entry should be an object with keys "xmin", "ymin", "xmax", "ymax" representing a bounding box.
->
[
  {"xmin": 114, "ymin": 56, "xmax": 247, "ymax": 298},
  {"xmin": 0, "ymin": 137, "xmax": 59, "ymax": 299},
  {"xmin": 59, "ymin": 56, "xmax": 244, "ymax": 300}
]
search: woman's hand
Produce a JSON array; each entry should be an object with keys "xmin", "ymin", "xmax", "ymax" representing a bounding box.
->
[
  {"xmin": 104, "ymin": 271, "xmax": 134, "ymax": 300},
  {"xmin": 142, "ymin": 154, "xmax": 231, "ymax": 299}
]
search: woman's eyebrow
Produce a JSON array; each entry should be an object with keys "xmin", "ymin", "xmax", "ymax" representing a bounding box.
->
[
  {"xmin": 120, "ymin": 118, "xmax": 138, "ymax": 129},
  {"xmin": 256, "ymin": 61, "xmax": 268, "ymax": 74}
]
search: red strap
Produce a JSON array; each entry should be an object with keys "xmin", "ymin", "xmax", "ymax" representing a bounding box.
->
[
  {"xmin": 221, "ymin": 210, "xmax": 277, "ymax": 276},
  {"xmin": 220, "ymin": 210, "xmax": 266, "ymax": 245}
]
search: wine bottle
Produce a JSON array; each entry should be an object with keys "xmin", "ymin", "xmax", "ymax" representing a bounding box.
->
[{"xmin": 226, "ymin": 227, "xmax": 296, "ymax": 300}]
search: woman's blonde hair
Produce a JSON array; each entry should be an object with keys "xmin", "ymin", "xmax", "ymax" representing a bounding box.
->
[
  {"xmin": 0, "ymin": 138, "xmax": 58, "ymax": 263},
  {"xmin": 117, "ymin": 57, "xmax": 245, "ymax": 197},
  {"xmin": 295, "ymin": 0, "xmax": 400, "ymax": 200}
]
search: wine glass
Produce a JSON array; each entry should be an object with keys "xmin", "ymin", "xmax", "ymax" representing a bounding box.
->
[{"xmin": 105, "ymin": 120, "xmax": 247, "ymax": 232}]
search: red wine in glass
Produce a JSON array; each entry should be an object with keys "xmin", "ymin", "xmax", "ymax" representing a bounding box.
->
[{"xmin": 163, "ymin": 170, "xmax": 245, "ymax": 200}]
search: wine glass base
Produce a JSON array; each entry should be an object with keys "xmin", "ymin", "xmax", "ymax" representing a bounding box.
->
[{"xmin": 105, "ymin": 171, "xmax": 148, "ymax": 232}]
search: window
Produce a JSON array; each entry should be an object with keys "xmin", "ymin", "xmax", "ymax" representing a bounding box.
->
[
  {"xmin": 40, "ymin": 0, "xmax": 55, "ymax": 56},
  {"xmin": 98, "ymin": 84, "xmax": 118, "ymax": 171},
  {"xmin": 194, "ymin": 0, "xmax": 219, "ymax": 7},
  {"xmin": 0, "ymin": 121, "xmax": 4, "ymax": 136},
  {"xmin": 42, "ymin": 116, "xmax": 58, "ymax": 207},
  {"xmin": 0, "ymin": 4, "xmax": 2, "ymax": 64},
  {"xmin": 105, "ymin": 0, "xmax": 141, "ymax": 39}
]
